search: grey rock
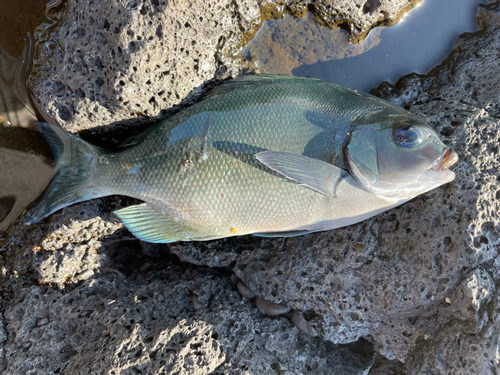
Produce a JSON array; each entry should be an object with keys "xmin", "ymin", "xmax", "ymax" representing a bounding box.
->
[
  {"xmin": 29, "ymin": 0, "xmax": 418, "ymax": 132},
  {"xmin": 492, "ymin": 257, "xmax": 500, "ymax": 281},
  {"xmin": 437, "ymin": 269, "xmax": 495, "ymax": 332},
  {"xmin": 2, "ymin": 0, "xmax": 499, "ymax": 374},
  {"xmin": 1, "ymin": 265, "xmax": 374, "ymax": 374},
  {"xmin": 405, "ymin": 288, "xmax": 500, "ymax": 374},
  {"xmin": 369, "ymin": 5, "xmax": 500, "ymax": 370},
  {"xmin": 30, "ymin": 0, "xmax": 261, "ymax": 132},
  {"xmin": 0, "ymin": 314, "xmax": 7, "ymax": 343},
  {"xmin": 28, "ymin": 199, "xmax": 120, "ymax": 287},
  {"xmin": 236, "ymin": 280, "xmax": 256, "ymax": 299},
  {"xmin": 290, "ymin": 311, "xmax": 318, "ymax": 337},
  {"xmin": 0, "ymin": 349, "xmax": 6, "ymax": 373},
  {"xmin": 368, "ymin": 354, "xmax": 406, "ymax": 375},
  {"xmin": 169, "ymin": 0, "xmax": 500, "ymax": 363}
]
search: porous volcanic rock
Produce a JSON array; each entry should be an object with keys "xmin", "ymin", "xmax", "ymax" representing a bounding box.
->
[
  {"xmin": 170, "ymin": 0, "xmax": 500, "ymax": 366},
  {"xmin": 28, "ymin": 0, "xmax": 418, "ymax": 132},
  {"xmin": 1, "ymin": 256, "xmax": 375, "ymax": 374},
  {"xmin": 1, "ymin": 1, "xmax": 499, "ymax": 374}
]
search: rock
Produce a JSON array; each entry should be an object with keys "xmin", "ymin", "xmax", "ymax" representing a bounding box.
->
[
  {"xmin": 5, "ymin": 199, "xmax": 120, "ymax": 288},
  {"xmin": 405, "ymin": 291, "xmax": 500, "ymax": 374},
  {"xmin": 169, "ymin": 0, "xmax": 500, "ymax": 364},
  {"xmin": 30, "ymin": 0, "xmax": 261, "ymax": 132},
  {"xmin": 3, "ymin": 0, "xmax": 499, "ymax": 373},
  {"xmin": 437, "ymin": 269, "xmax": 495, "ymax": 332},
  {"xmin": 236, "ymin": 280, "xmax": 256, "ymax": 299},
  {"xmin": 240, "ymin": 13, "xmax": 383, "ymax": 74},
  {"xmin": 0, "ymin": 314, "xmax": 7, "ymax": 344},
  {"xmin": 290, "ymin": 311, "xmax": 318, "ymax": 337},
  {"xmin": 29, "ymin": 0, "xmax": 418, "ymax": 132},
  {"xmin": 369, "ymin": 5, "xmax": 500, "ymax": 370},
  {"xmin": 1, "ymin": 264, "xmax": 374, "ymax": 374},
  {"xmin": 0, "ymin": 348, "xmax": 6, "ymax": 373}
]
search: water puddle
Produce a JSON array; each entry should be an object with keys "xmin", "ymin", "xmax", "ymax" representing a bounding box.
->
[
  {"xmin": 0, "ymin": 0, "xmax": 486, "ymax": 236},
  {"xmin": 0, "ymin": 0, "xmax": 54, "ymax": 235},
  {"xmin": 243, "ymin": 0, "xmax": 486, "ymax": 92},
  {"xmin": 241, "ymin": 12, "xmax": 384, "ymax": 75}
]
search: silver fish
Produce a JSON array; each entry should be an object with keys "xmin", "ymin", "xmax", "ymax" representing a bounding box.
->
[{"xmin": 25, "ymin": 75, "xmax": 458, "ymax": 242}]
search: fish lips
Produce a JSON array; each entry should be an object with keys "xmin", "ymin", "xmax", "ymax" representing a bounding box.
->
[{"xmin": 429, "ymin": 149, "xmax": 459, "ymax": 179}]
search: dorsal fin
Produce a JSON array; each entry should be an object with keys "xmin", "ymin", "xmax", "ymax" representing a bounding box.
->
[{"xmin": 204, "ymin": 74, "xmax": 319, "ymax": 100}]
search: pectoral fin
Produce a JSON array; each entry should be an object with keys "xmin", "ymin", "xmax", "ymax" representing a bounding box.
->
[
  {"xmin": 114, "ymin": 203, "xmax": 212, "ymax": 243},
  {"xmin": 255, "ymin": 151, "xmax": 348, "ymax": 196}
]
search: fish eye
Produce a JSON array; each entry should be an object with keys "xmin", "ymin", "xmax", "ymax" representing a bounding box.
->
[{"xmin": 393, "ymin": 126, "xmax": 424, "ymax": 148}]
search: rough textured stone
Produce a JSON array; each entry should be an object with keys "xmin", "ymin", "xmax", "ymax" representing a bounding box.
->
[
  {"xmin": 0, "ymin": 314, "xmax": 7, "ymax": 344},
  {"xmin": 29, "ymin": 0, "xmax": 418, "ymax": 132},
  {"xmin": 1, "ymin": 197, "xmax": 376, "ymax": 374},
  {"xmin": 369, "ymin": 2, "xmax": 500, "ymax": 372},
  {"xmin": 405, "ymin": 276, "xmax": 500, "ymax": 374},
  {"xmin": 169, "ymin": 0, "xmax": 500, "ymax": 364},
  {"xmin": 30, "ymin": 0, "xmax": 261, "ymax": 132},
  {"xmin": 1, "ymin": 198, "xmax": 121, "ymax": 289},
  {"xmin": 2, "ymin": 0, "xmax": 499, "ymax": 374},
  {"xmin": 1, "ymin": 262, "xmax": 374, "ymax": 374},
  {"xmin": 436, "ymin": 269, "xmax": 495, "ymax": 331}
]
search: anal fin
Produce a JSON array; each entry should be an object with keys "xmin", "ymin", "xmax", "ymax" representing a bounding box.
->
[{"xmin": 114, "ymin": 203, "xmax": 211, "ymax": 243}]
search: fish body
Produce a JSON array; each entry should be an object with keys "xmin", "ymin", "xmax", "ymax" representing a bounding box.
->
[{"xmin": 26, "ymin": 75, "xmax": 457, "ymax": 242}]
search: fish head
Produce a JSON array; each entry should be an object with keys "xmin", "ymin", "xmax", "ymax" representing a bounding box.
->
[{"xmin": 343, "ymin": 117, "xmax": 458, "ymax": 199}]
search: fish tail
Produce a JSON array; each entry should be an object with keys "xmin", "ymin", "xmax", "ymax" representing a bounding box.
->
[{"xmin": 25, "ymin": 122, "xmax": 108, "ymax": 224}]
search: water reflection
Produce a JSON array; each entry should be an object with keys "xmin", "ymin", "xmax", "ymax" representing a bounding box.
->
[
  {"xmin": 243, "ymin": 0, "xmax": 485, "ymax": 92},
  {"xmin": 0, "ymin": 48, "xmax": 36, "ymax": 128},
  {"xmin": 0, "ymin": 140, "xmax": 54, "ymax": 234},
  {"xmin": 0, "ymin": 0, "xmax": 56, "ymax": 235},
  {"xmin": 0, "ymin": 47, "xmax": 54, "ymax": 234}
]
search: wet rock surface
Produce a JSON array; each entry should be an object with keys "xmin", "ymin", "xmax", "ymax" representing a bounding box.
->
[
  {"xmin": 1, "ymin": 0, "xmax": 499, "ymax": 374},
  {"xmin": 240, "ymin": 13, "xmax": 383, "ymax": 75}
]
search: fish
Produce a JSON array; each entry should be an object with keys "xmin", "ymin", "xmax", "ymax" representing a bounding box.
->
[{"xmin": 25, "ymin": 75, "xmax": 458, "ymax": 243}]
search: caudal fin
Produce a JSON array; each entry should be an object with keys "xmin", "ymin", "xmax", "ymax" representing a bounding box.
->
[{"xmin": 25, "ymin": 123, "xmax": 107, "ymax": 224}]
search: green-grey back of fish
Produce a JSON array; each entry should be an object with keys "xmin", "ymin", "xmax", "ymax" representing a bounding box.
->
[{"xmin": 26, "ymin": 75, "xmax": 457, "ymax": 242}]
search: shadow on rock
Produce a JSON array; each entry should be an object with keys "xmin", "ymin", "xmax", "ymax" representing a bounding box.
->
[{"xmin": 2, "ymin": 250, "xmax": 376, "ymax": 374}]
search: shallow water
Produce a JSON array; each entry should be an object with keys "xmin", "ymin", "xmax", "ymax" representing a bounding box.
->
[
  {"xmin": 0, "ymin": 0, "xmax": 54, "ymax": 235},
  {"xmin": 245, "ymin": 0, "xmax": 486, "ymax": 92},
  {"xmin": 0, "ymin": 0, "xmax": 485, "ymax": 235}
]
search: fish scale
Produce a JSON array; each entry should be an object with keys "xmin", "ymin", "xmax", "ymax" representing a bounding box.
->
[
  {"xmin": 99, "ymin": 85, "xmax": 367, "ymax": 237},
  {"xmin": 25, "ymin": 75, "xmax": 457, "ymax": 243}
]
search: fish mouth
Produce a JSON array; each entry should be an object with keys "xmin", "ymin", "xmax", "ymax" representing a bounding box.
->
[{"xmin": 430, "ymin": 149, "xmax": 459, "ymax": 175}]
